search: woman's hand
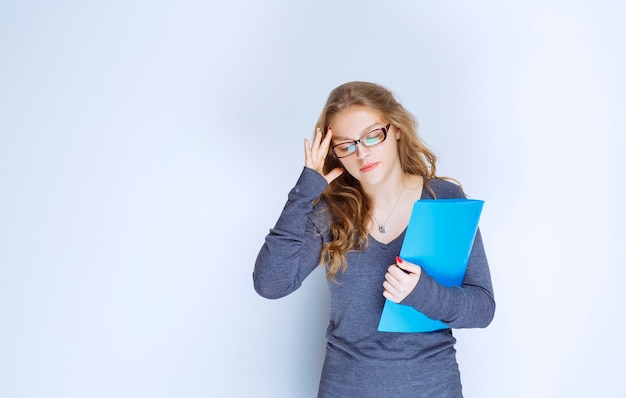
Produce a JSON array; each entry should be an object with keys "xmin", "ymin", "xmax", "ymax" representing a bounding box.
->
[
  {"xmin": 304, "ymin": 127, "xmax": 344, "ymax": 184},
  {"xmin": 383, "ymin": 256, "xmax": 422, "ymax": 303}
]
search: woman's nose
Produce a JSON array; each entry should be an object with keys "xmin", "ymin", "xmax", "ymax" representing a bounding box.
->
[{"xmin": 355, "ymin": 142, "xmax": 370, "ymax": 160}]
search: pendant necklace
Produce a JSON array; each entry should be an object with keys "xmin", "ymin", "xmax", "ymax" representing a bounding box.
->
[{"xmin": 372, "ymin": 186, "xmax": 405, "ymax": 233}]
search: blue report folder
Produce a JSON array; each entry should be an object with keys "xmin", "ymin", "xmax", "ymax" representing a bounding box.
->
[{"xmin": 377, "ymin": 198, "xmax": 484, "ymax": 333}]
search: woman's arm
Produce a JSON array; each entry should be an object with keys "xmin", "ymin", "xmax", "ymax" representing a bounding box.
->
[
  {"xmin": 253, "ymin": 168, "xmax": 329, "ymax": 299},
  {"xmin": 400, "ymin": 228, "xmax": 496, "ymax": 328}
]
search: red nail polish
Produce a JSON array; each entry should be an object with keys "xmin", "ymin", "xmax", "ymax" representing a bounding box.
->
[{"xmin": 396, "ymin": 256, "xmax": 403, "ymax": 263}]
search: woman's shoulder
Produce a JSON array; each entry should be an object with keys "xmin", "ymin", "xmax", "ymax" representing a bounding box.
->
[{"xmin": 425, "ymin": 177, "xmax": 464, "ymax": 199}]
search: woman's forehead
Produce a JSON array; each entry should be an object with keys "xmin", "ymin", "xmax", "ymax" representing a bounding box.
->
[{"xmin": 328, "ymin": 106, "xmax": 385, "ymax": 139}]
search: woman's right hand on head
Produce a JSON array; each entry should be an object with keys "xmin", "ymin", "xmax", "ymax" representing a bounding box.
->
[{"xmin": 304, "ymin": 127, "xmax": 344, "ymax": 185}]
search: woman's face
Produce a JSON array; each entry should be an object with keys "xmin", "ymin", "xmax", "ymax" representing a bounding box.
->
[{"xmin": 328, "ymin": 105, "xmax": 401, "ymax": 187}]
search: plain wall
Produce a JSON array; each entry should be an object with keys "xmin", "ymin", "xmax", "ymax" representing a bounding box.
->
[{"xmin": 1, "ymin": 1, "xmax": 624, "ymax": 397}]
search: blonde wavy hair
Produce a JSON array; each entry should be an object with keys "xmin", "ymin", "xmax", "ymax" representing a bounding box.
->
[{"xmin": 315, "ymin": 81, "xmax": 447, "ymax": 280}]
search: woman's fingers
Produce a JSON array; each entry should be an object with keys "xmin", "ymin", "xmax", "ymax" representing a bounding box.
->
[
  {"xmin": 312, "ymin": 128, "xmax": 329, "ymax": 160},
  {"xmin": 319, "ymin": 127, "xmax": 333, "ymax": 153},
  {"xmin": 304, "ymin": 137, "xmax": 314, "ymax": 168},
  {"xmin": 304, "ymin": 129, "xmax": 324, "ymax": 170},
  {"xmin": 304, "ymin": 128, "xmax": 344, "ymax": 184},
  {"xmin": 395, "ymin": 256, "xmax": 422, "ymax": 275},
  {"xmin": 383, "ymin": 259, "xmax": 422, "ymax": 303},
  {"xmin": 324, "ymin": 167, "xmax": 344, "ymax": 184}
]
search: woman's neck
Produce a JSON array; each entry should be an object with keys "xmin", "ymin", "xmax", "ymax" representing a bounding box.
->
[
  {"xmin": 362, "ymin": 169, "xmax": 407, "ymax": 206},
  {"xmin": 364, "ymin": 171, "xmax": 424, "ymax": 242}
]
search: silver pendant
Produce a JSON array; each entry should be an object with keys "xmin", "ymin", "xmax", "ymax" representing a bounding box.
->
[{"xmin": 379, "ymin": 225, "xmax": 387, "ymax": 233}]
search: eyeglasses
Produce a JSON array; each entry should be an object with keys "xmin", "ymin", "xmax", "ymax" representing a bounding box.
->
[{"xmin": 331, "ymin": 123, "xmax": 391, "ymax": 158}]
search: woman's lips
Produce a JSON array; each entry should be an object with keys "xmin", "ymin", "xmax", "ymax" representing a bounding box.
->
[{"xmin": 359, "ymin": 162, "xmax": 379, "ymax": 172}]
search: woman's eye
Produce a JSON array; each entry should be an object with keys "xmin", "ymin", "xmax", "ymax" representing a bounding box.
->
[
  {"xmin": 364, "ymin": 137, "xmax": 379, "ymax": 145},
  {"xmin": 339, "ymin": 144, "xmax": 356, "ymax": 153}
]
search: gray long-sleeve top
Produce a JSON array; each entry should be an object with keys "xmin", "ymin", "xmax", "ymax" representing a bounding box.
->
[{"xmin": 253, "ymin": 167, "xmax": 495, "ymax": 364}]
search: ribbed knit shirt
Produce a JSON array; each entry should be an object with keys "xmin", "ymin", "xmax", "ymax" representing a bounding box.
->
[{"xmin": 253, "ymin": 167, "xmax": 495, "ymax": 397}]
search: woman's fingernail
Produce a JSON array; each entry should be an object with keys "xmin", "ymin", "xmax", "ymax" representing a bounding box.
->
[{"xmin": 396, "ymin": 256, "xmax": 403, "ymax": 264}]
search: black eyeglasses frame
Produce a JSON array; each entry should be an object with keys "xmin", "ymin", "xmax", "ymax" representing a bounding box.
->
[{"xmin": 330, "ymin": 123, "xmax": 391, "ymax": 159}]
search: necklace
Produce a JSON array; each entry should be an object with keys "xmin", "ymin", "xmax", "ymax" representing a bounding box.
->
[{"xmin": 372, "ymin": 186, "xmax": 405, "ymax": 233}]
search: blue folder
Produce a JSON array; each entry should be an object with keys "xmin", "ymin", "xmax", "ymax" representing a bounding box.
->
[{"xmin": 377, "ymin": 198, "xmax": 484, "ymax": 333}]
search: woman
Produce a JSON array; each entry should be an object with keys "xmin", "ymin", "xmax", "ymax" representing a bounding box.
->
[{"xmin": 253, "ymin": 81, "xmax": 495, "ymax": 397}]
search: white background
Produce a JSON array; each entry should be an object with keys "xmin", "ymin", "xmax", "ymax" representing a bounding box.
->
[{"xmin": 1, "ymin": 1, "xmax": 624, "ymax": 397}]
